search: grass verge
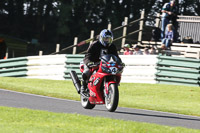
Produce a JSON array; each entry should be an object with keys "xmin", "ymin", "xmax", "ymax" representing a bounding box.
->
[
  {"xmin": 0, "ymin": 77, "xmax": 200, "ymax": 116},
  {"xmin": 0, "ymin": 106, "xmax": 200, "ymax": 133}
]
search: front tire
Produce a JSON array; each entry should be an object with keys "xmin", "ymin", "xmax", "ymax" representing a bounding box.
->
[
  {"xmin": 80, "ymin": 95, "xmax": 95, "ymax": 109},
  {"xmin": 105, "ymin": 84, "xmax": 119, "ymax": 112}
]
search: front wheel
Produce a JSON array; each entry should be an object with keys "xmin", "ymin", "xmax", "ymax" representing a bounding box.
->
[
  {"xmin": 80, "ymin": 95, "xmax": 95, "ymax": 109},
  {"xmin": 105, "ymin": 84, "xmax": 119, "ymax": 112}
]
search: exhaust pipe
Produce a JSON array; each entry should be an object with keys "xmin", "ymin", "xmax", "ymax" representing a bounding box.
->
[{"xmin": 69, "ymin": 70, "xmax": 81, "ymax": 94}]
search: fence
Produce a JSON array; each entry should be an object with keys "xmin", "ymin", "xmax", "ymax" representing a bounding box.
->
[
  {"xmin": 50, "ymin": 10, "xmax": 145, "ymax": 55},
  {"xmin": 120, "ymin": 55, "xmax": 157, "ymax": 84},
  {"xmin": 141, "ymin": 41, "xmax": 200, "ymax": 59},
  {"xmin": 0, "ymin": 57, "xmax": 28, "ymax": 77},
  {"xmin": 0, "ymin": 55, "xmax": 66, "ymax": 80},
  {"xmin": 170, "ymin": 43, "xmax": 200, "ymax": 59},
  {"xmin": 1, "ymin": 54, "xmax": 200, "ymax": 87},
  {"xmin": 64, "ymin": 54, "xmax": 84, "ymax": 79},
  {"xmin": 156, "ymin": 55, "xmax": 200, "ymax": 86},
  {"xmin": 64, "ymin": 55, "xmax": 157, "ymax": 84},
  {"xmin": 177, "ymin": 16, "xmax": 200, "ymax": 43},
  {"xmin": 0, "ymin": 54, "xmax": 157, "ymax": 84}
]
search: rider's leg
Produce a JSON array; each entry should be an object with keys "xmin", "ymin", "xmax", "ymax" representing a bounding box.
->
[{"xmin": 81, "ymin": 64, "xmax": 91, "ymax": 96}]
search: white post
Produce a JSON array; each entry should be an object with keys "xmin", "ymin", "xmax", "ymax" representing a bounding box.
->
[
  {"xmin": 73, "ymin": 37, "xmax": 78, "ymax": 55},
  {"xmin": 39, "ymin": 51, "xmax": 43, "ymax": 56},
  {"xmin": 56, "ymin": 44, "xmax": 60, "ymax": 53},
  {"xmin": 138, "ymin": 10, "xmax": 145, "ymax": 45},
  {"xmin": 90, "ymin": 30, "xmax": 94, "ymax": 45},
  {"xmin": 5, "ymin": 47, "xmax": 8, "ymax": 59},
  {"xmin": 121, "ymin": 17, "xmax": 128, "ymax": 48},
  {"xmin": 107, "ymin": 23, "xmax": 112, "ymax": 31},
  {"xmin": 197, "ymin": 51, "xmax": 200, "ymax": 59},
  {"xmin": 155, "ymin": 13, "xmax": 161, "ymax": 28}
]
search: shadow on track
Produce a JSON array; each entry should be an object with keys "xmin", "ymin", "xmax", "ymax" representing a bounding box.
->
[
  {"xmin": 93, "ymin": 108, "xmax": 200, "ymax": 122},
  {"xmin": 114, "ymin": 111, "xmax": 200, "ymax": 122}
]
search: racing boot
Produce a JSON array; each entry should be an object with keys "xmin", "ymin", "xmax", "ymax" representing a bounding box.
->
[{"xmin": 80, "ymin": 80, "xmax": 89, "ymax": 97}]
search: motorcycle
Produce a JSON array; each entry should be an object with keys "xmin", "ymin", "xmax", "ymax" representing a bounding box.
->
[{"xmin": 70, "ymin": 54, "xmax": 124, "ymax": 112}]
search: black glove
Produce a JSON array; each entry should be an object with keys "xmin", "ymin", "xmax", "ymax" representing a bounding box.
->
[
  {"xmin": 87, "ymin": 62, "xmax": 94, "ymax": 67},
  {"xmin": 121, "ymin": 62, "xmax": 125, "ymax": 67}
]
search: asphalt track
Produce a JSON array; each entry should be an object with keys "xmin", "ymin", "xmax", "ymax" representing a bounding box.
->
[{"xmin": 0, "ymin": 88, "xmax": 200, "ymax": 130}]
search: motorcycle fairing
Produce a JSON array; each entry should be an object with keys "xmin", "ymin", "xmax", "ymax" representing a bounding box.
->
[{"xmin": 88, "ymin": 72, "xmax": 119, "ymax": 104}]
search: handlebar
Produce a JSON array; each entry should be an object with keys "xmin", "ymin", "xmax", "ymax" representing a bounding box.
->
[{"xmin": 88, "ymin": 62, "xmax": 100, "ymax": 68}]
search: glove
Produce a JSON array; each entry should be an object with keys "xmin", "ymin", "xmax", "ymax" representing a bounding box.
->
[
  {"xmin": 87, "ymin": 62, "xmax": 94, "ymax": 67},
  {"xmin": 122, "ymin": 62, "xmax": 125, "ymax": 67}
]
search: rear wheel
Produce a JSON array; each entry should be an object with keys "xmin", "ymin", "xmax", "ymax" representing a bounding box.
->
[
  {"xmin": 105, "ymin": 84, "xmax": 119, "ymax": 112},
  {"xmin": 80, "ymin": 95, "xmax": 95, "ymax": 109}
]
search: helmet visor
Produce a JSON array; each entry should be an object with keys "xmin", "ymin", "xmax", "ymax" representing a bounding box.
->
[{"xmin": 103, "ymin": 37, "xmax": 113, "ymax": 45}]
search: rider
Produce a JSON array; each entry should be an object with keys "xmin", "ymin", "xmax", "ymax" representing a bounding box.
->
[{"xmin": 81, "ymin": 29, "xmax": 122, "ymax": 97}]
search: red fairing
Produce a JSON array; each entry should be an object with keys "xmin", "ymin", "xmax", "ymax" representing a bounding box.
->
[
  {"xmin": 80, "ymin": 64, "xmax": 84, "ymax": 73},
  {"xmin": 88, "ymin": 73, "xmax": 105, "ymax": 104}
]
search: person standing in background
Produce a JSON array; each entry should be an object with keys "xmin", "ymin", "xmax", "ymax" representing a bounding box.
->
[{"xmin": 161, "ymin": 0, "xmax": 178, "ymax": 41}]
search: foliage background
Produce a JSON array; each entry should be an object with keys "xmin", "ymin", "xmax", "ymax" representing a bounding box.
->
[{"xmin": 0, "ymin": 0, "xmax": 199, "ymax": 55}]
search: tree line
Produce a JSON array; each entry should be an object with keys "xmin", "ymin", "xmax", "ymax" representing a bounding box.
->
[{"xmin": 0, "ymin": 0, "xmax": 199, "ymax": 54}]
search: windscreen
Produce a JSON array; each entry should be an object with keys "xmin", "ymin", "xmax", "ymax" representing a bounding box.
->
[{"xmin": 101, "ymin": 54, "xmax": 121, "ymax": 64}]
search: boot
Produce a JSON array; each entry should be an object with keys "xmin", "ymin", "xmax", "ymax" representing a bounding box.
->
[{"xmin": 80, "ymin": 80, "xmax": 89, "ymax": 97}]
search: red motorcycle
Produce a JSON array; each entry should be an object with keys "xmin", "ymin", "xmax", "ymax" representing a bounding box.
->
[{"xmin": 70, "ymin": 54, "xmax": 124, "ymax": 112}]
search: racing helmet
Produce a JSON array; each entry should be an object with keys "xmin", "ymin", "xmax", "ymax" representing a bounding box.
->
[{"xmin": 99, "ymin": 29, "xmax": 113, "ymax": 47}]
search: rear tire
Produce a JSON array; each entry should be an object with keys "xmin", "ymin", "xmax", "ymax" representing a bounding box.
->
[
  {"xmin": 105, "ymin": 84, "xmax": 119, "ymax": 112},
  {"xmin": 80, "ymin": 95, "xmax": 95, "ymax": 109}
]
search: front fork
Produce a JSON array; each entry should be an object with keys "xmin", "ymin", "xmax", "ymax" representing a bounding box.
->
[
  {"xmin": 103, "ymin": 77, "xmax": 117, "ymax": 98},
  {"xmin": 104, "ymin": 77, "xmax": 109, "ymax": 98}
]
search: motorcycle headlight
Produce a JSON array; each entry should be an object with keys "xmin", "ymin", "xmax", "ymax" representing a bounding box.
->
[
  {"xmin": 110, "ymin": 63, "xmax": 115, "ymax": 67},
  {"xmin": 101, "ymin": 66, "xmax": 111, "ymax": 73}
]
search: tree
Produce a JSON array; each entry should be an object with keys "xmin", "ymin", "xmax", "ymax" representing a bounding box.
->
[{"xmin": 0, "ymin": 0, "xmax": 199, "ymax": 55}]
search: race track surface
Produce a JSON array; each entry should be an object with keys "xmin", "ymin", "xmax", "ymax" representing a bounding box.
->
[{"xmin": 0, "ymin": 89, "xmax": 200, "ymax": 130}]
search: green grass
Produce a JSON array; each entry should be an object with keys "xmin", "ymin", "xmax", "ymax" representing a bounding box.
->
[
  {"xmin": 119, "ymin": 83, "xmax": 200, "ymax": 116},
  {"xmin": 0, "ymin": 77, "xmax": 200, "ymax": 116},
  {"xmin": 0, "ymin": 106, "xmax": 200, "ymax": 133},
  {"xmin": 0, "ymin": 77, "xmax": 79, "ymax": 100}
]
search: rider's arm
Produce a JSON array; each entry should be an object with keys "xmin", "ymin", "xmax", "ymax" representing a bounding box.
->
[{"xmin": 84, "ymin": 42, "xmax": 97, "ymax": 66}]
